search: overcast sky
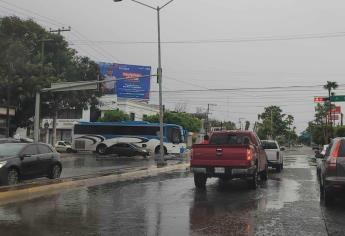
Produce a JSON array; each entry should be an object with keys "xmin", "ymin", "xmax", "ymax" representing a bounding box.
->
[{"xmin": 2, "ymin": 0, "xmax": 345, "ymax": 132}]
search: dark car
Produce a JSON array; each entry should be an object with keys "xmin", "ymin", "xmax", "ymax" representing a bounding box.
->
[
  {"xmin": 0, "ymin": 142, "xmax": 62, "ymax": 186},
  {"xmin": 105, "ymin": 143, "xmax": 149, "ymax": 158},
  {"xmin": 320, "ymin": 137, "xmax": 345, "ymax": 205}
]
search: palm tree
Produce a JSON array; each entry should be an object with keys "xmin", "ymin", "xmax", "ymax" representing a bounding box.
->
[
  {"xmin": 323, "ymin": 81, "xmax": 338, "ymax": 138},
  {"xmin": 324, "ymin": 81, "xmax": 338, "ymax": 98}
]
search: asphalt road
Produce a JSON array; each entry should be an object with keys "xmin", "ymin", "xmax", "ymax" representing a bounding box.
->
[{"xmin": 0, "ymin": 147, "xmax": 344, "ymax": 236}]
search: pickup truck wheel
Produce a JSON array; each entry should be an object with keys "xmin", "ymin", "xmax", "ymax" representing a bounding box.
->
[
  {"xmin": 276, "ymin": 164, "xmax": 282, "ymax": 173},
  {"xmin": 260, "ymin": 165, "xmax": 268, "ymax": 181},
  {"xmin": 249, "ymin": 170, "xmax": 258, "ymax": 190},
  {"xmin": 194, "ymin": 174, "xmax": 207, "ymax": 189}
]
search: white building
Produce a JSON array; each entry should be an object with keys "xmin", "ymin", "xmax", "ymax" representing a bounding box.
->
[{"xmin": 41, "ymin": 95, "xmax": 159, "ymax": 143}]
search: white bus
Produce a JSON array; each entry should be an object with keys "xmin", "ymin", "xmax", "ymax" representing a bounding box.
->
[{"xmin": 72, "ymin": 121, "xmax": 187, "ymax": 155}]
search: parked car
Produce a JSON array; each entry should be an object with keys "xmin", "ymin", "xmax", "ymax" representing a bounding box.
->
[
  {"xmin": 55, "ymin": 141, "xmax": 75, "ymax": 153},
  {"xmin": 316, "ymin": 144, "xmax": 329, "ymax": 182},
  {"xmin": 0, "ymin": 142, "xmax": 62, "ymax": 186},
  {"xmin": 105, "ymin": 143, "xmax": 149, "ymax": 158},
  {"xmin": 320, "ymin": 138, "xmax": 345, "ymax": 205},
  {"xmin": 191, "ymin": 131, "xmax": 268, "ymax": 189},
  {"xmin": 261, "ymin": 140, "xmax": 284, "ymax": 172}
]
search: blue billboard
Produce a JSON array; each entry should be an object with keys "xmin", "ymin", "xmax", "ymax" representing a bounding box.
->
[{"xmin": 98, "ymin": 62, "xmax": 151, "ymax": 100}]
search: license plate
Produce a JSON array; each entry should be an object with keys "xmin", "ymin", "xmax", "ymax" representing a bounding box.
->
[
  {"xmin": 232, "ymin": 169, "xmax": 247, "ymax": 174},
  {"xmin": 192, "ymin": 168, "xmax": 206, "ymax": 173},
  {"xmin": 214, "ymin": 167, "xmax": 225, "ymax": 174}
]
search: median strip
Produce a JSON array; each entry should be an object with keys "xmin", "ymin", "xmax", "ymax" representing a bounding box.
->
[{"xmin": 0, "ymin": 162, "xmax": 190, "ymax": 206}]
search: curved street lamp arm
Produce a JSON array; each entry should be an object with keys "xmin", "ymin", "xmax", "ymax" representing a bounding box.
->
[
  {"xmin": 160, "ymin": 0, "xmax": 176, "ymax": 10},
  {"xmin": 129, "ymin": 0, "xmax": 156, "ymax": 10}
]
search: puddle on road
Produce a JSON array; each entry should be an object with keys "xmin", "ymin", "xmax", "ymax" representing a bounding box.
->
[{"xmin": 259, "ymin": 178, "xmax": 300, "ymax": 210}]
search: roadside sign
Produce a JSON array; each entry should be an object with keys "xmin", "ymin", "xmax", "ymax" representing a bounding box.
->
[
  {"xmin": 328, "ymin": 114, "xmax": 340, "ymax": 120},
  {"xmin": 331, "ymin": 106, "xmax": 341, "ymax": 114},
  {"xmin": 331, "ymin": 95, "xmax": 345, "ymax": 102},
  {"xmin": 314, "ymin": 96, "xmax": 328, "ymax": 103}
]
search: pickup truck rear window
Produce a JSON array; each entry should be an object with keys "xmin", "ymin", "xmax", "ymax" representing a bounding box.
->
[
  {"xmin": 262, "ymin": 142, "xmax": 278, "ymax": 149},
  {"xmin": 209, "ymin": 133, "xmax": 251, "ymax": 145}
]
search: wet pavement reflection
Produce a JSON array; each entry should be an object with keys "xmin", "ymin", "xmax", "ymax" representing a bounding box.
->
[{"xmin": 0, "ymin": 147, "xmax": 343, "ymax": 235}]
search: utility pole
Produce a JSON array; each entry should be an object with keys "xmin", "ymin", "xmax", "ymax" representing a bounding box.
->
[
  {"xmin": 271, "ymin": 109, "xmax": 273, "ymax": 139},
  {"xmin": 6, "ymin": 63, "xmax": 13, "ymax": 138},
  {"xmin": 205, "ymin": 104, "xmax": 217, "ymax": 134},
  {"xmin": 341, "ymin": 113, "xmax": 344, "ymax": 126},
  {"xmin": 49, "ymin": 27, "xmax": 71, "ymax": 146}
]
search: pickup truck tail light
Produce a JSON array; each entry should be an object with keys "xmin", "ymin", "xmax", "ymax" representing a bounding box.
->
[
  {"xmin": 327, "ymin": 141, "xmax": 340, "ymax": 170},
  {"xmin": 246, "ymin": 149, "xmax": 253, "ymax": 161}
]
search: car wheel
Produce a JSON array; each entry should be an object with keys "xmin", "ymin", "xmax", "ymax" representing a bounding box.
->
[
  {"xmin": 96, "ymin": 144, "xmax": 107, "ymax": 155},
  {"xmin": 66, "ymin": 148, "xmax": 72, "ymax": 153},
  {"xmin": 260, "ymin": 165, "xmax": 268, "ymax": 181},
  {"xmin": 323, "ymin": 187, "xmax": 334, "ymax": 206},
  {"xmin": 49, "ymin": 164, "xmax": 62, "ymax": 179},
  {"xmin": 194, "ymin": 174, "xmax": 207, "ymax": 189},
  {"xmin": 249, "ymin": 169, "xmax": 258, "ymax": 190},
  {"xmin": 7, "ymin": 168, "xmax": 19, "ymax": 185},
  {"xmin": 155, "ymin": 146, "xmax": 167, "ymax": 155}
]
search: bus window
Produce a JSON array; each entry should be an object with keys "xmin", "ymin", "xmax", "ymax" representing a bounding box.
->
[{"xmin": 168, "ymin": 127, "xmax": 182, "ymax": 144}]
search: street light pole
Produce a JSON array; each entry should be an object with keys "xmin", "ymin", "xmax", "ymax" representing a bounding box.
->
[
  {"xmin": 156, "ymin": 6, "xmax": 165, "ymax": 166},
  {"xmin": 113, "ymin": 0, "xmax": 176, "ymax": 167}
]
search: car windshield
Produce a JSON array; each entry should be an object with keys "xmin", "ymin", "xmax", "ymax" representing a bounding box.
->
[
  {"xmin": 262, "ymin": 141, "xmax": 278, "ymax": 149},
  {"xmin": 0, "ymin": 143, "xmax": 26, "ymax": 157},
  {"xmin": 64, "ymin": 141, "xmax": 71, "ymax": 145}
]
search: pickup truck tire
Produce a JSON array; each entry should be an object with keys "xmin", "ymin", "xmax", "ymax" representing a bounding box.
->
[
  {"xmin": 194, "ymin": 174, "xmax": 207, "ymax": 189},
  {"xmin": 260, "ymin": 165, "xmax": 268, "ymax": 181},
  {"xmin": 276, "ymin": 164, "xmax": 282, "ymax": 173},
  {"xmin": 249, "ymin": 169, "xmax": 258, "ymax": 190}
]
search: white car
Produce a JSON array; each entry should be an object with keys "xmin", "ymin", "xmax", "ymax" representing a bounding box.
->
[
  {"xmin": 55, "ymin": 141, "xmax": 75, "ymax": 153},
  {"xmin": 261, "ymin": 140, "xmax": 284, "ymax": 172}
]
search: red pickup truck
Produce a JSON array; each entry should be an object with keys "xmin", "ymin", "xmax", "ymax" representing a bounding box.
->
[{"xmin": 191, "ymin": 131, "xmax": 268, "ymax": 189}]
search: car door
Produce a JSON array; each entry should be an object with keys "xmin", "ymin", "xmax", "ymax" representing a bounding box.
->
[
  {"xmin": 124, "ymin": 144, "xmax": 137, "ymax": 156},
  {"xmin": 20, "ymin": 144, "xmax": 41, "ymax": 178},
  {"xmin": 37, "ymin": 144, "xmax": 55, "ymax": 176}
]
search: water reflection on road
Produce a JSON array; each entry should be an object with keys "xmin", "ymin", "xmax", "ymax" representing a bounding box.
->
[{"xmin": 0, "ymin": 147, "xmax": 342, "ymax": 235}]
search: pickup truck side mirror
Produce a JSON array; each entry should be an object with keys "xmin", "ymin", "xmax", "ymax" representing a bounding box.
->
[{"xmin": 280, "ymin": 147, "xmax": 285, "ymax": 151}]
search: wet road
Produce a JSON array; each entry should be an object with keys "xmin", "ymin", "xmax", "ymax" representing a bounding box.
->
[{"xmin": 0, "ymin": 147, "xmax": 344, "ymax": 236}]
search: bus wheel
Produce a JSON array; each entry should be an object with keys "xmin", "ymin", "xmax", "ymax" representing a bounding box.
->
[
  {"xmin": 155, "ymin": 146, "xmax": 167, "ymax": 155},
  {"xmin": 96, "ymin": 144, "xmax": 107, "ymax": 155}
]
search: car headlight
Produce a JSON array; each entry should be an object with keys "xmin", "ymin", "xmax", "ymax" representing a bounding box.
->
[{"xmin": 0, "ymin": 161, "xmax": 7, "ymax": 168}]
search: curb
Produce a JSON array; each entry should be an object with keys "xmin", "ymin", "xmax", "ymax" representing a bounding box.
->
[{"xmin": 0, "ymin": 162, "xmax": 190, "ymax": 206}]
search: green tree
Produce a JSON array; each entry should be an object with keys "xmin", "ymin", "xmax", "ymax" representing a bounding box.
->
[
  {"xmin": 98, "ymin": 110, "xmax": 129, "ymax": 122},
  {"xmin": 0, "ymin": 16, "xmax": 99, "ymax": 136},
  {"xmin": 257, "ymin": 106, "xmax": 297, "ymax": 143},
  {"xmin": 144, "ymin": 111, "xmax": 201, "ymax": 132},
  {"xmin": 335, "ymin": 126, "xmax": 345, "ymax": 137}
]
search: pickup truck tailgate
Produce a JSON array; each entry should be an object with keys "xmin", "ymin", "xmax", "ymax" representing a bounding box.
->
[
  {"xmin": 191, "ymin": 144, "xmax": 251, "ymax": 167},
  {"xmin": 265, "ymin": 149, "xmax": 279, "ymax": 162}
]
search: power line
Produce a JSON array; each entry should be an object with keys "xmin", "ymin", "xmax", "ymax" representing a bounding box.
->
[
  {"xmin": 150, "ymin": 83, "xmax": 345, "ymax": 93},
  {"xmin": 69, "ymin": 31, "xmax": 345, "ymax": 45}
]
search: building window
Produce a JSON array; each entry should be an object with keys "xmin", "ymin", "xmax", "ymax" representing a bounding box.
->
[{"xmin": 130, "ymin": 113, "xmax": 135, "ymax": 121}]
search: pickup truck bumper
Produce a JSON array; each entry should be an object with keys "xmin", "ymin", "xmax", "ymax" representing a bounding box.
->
[{"xmin": 191, "ymin": 166, "xmax": 256, "ymax": 178}]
